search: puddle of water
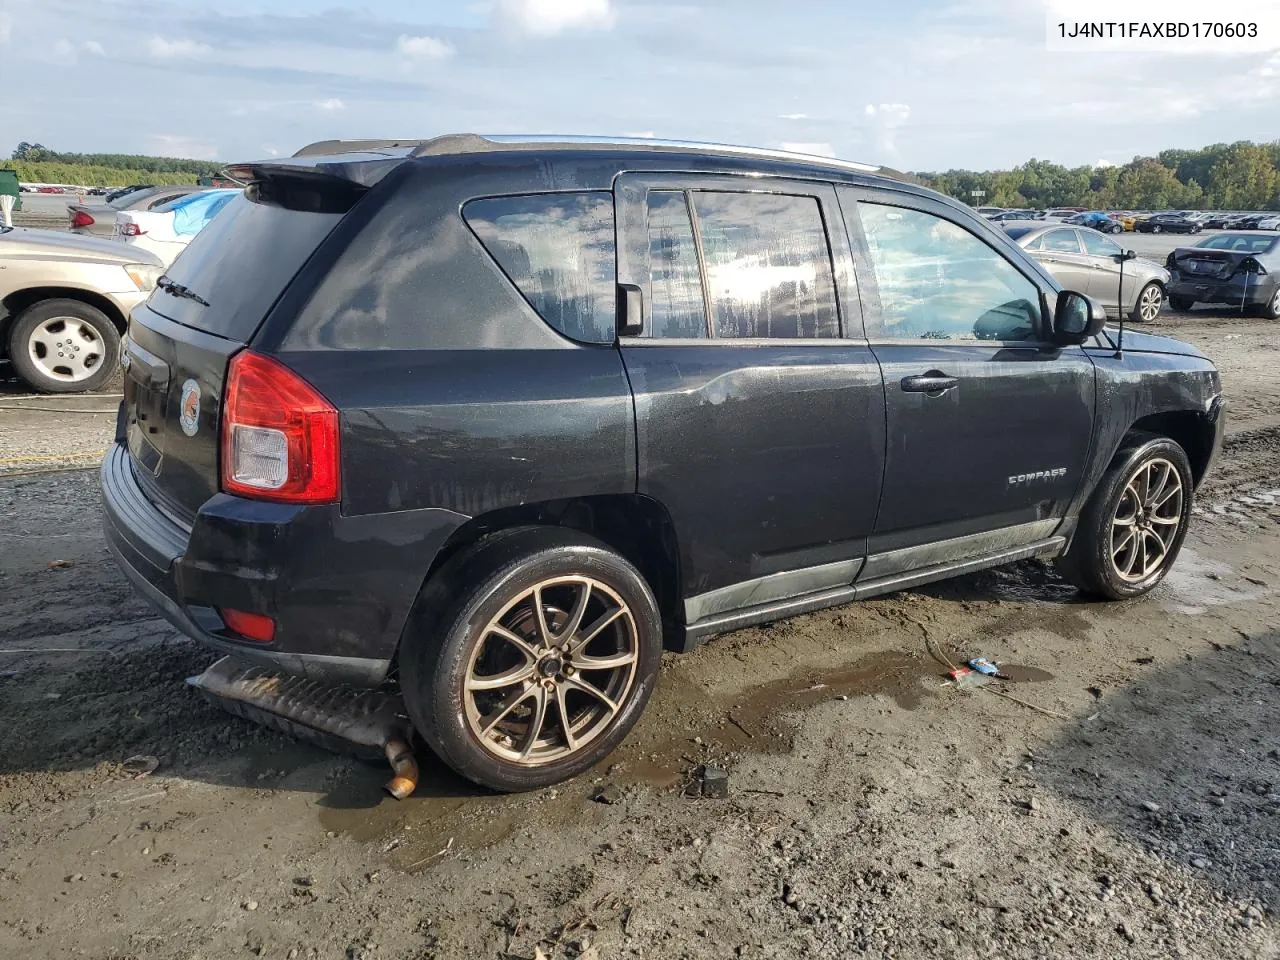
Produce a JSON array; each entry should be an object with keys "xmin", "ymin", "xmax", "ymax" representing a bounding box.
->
[
  {"xmin": 1157, "ymin": 549, "xmax": 1268, "ymax": 615},
  {"xmin": 317, "ymin": 649, "xmax": 937, "ymax": 868}
]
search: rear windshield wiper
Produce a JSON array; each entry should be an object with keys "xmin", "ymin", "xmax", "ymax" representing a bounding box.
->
[{"xmin": 156, "ymin": 275, "xmax": 210, "ymax": 307}]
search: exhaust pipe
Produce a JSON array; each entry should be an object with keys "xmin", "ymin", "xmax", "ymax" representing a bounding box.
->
[{"xmin": 188, "ymin": 657, "xmax": 419, "ymax": 800}]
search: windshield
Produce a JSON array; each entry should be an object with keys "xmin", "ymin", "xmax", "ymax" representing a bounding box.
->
[{"xmin": 1195, "ymin": 235, "xmax": 1278, "ymax": 254}]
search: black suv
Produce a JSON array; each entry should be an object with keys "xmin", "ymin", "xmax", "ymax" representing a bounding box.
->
[{"xmin": 103, "ymin": 135, "xmax": 1225, "ymax": 791}]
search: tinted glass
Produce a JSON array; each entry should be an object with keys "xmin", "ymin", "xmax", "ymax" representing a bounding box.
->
[
  {"xmin": 465, "ymin": 192, "xmax": 616, "ymax": 344},
  {"xmin": 646, "ymin": 192, "xmax": 707, "ymax": 338},
  {"xmin": 146, "ymin": 194, "xmax": 342, "ymax": 342},
  {"xmin": 1080, "ymin": 231, "xmax": 1122, "ymax": 258},
  {"xmin": 1196, "ymin": 235, "xmax": 1277, "ymax": 253},
  {"xmin": 858, "ymin": 202, "xmax": 1041, "ymax": 342},
  {"xmin": 1042, "ymin": 230, "xmax": 1082, "ymax": 253},
  {"xmin": 690, "ymin": 192, "xmax": 839, "ymax": 339}
]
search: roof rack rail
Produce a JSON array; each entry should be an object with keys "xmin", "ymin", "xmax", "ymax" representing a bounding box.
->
[{"xmin": 402, "ymin": 133, "xmax": 882, "ymax": 174}]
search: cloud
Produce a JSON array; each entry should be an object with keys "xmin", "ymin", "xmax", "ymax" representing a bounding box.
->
[
  {"xmin": 82, "ymin": 40, "xmax": 105, "ymax": 56},
  {"xmin": 53, "ymin": 38, "xmax": 75, "ymax": 57},
  {"xmin": 622, "ymin": 130, "xmax": 656, "ymax": 138},
  {"xmin": 148, "ymin": 36, "xmax": 212, "ymax": 59},
  {"xmin": 494, "ymin": 0, "xmax": 616, "ymax": 37},
  {"xmin": 778, "ymin": 113, "xmax": 809, "ymax": 121},
  {"xmin": 313, "ymin": 98, "xmax": 345, "ymax": 112},
  {"xmin": 263, "ymin": 145, "xmax": 280, "ymax": 157},
  {"xmin": 146, "ymin": 134, "xmax": 218, "ymax": 161},
  {"xmin": 864, "ymin": 103, "xmax": 911, "ymax": 158},
  {"xmin": 0, "ymin": 12, "xmax": 12, "ymax": 44},
  {"xmin": 779, "ymin": 141, "xmax": 836, "ymax": 157},
  {"xmin": 396, "ymin": 34, "xmax": 454, "ymax": 59}
]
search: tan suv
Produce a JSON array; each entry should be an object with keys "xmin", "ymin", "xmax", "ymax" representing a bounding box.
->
[{"xmin": 0, "ymin": 226, "xmax": 162, "ymax": 392}]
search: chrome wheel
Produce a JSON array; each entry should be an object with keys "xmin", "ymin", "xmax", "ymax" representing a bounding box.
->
[
  {"xmin": 1109, "ymin": 457, "xmax": 1184, "ymax": 583},
  {"xmin": 27, "ymin": 315, "xmax": 104, "ymax": 383},
  {"xmin": 463, "ymin": 575, "xmax": 638, "ymax": 766},
  {"xmin": 1138, "ymin": 284, "xmax": 1163, "ymax": 322}
]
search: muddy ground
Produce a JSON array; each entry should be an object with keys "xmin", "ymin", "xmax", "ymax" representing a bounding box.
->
[{"xmin": 1, "ymin": 308, "xmax": 1278, "ymax": 960}]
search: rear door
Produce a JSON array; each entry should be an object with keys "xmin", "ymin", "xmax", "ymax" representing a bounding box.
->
[
  {"xmin": 1078, "ymin": 228, "xmax": 1132, "ymax": 312},
  {"xmin": 1033, "ymin": 228, "xmax": 1094, "ymax": 293},
  {"xmin": 614, "ymin": 173, "xmax": 885, "ymax": 615},
  {"xmin": 123, "ymin": 192, "xmax": 345, "ymax": 522},
  {"xmin": 838, "ymin": 186, "xmax": 1096, "ymax": 574}
]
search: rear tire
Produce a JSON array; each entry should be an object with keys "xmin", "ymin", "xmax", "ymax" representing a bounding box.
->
[
  {"xmin": 1255, "ymin": 288, "xmax": 1280, "ymax": 320},
  {"xmin": 1151, "ymin": 224, "xmax": 1162, "ymax": 234},
  {"xmin": 1056, "ymin": 435, "xmax": 1193, "ymax": 600},
  {"xmin": 399, "ymin": 527, "xmax": 663, "ymax": 792},
  {"xmin": 1168, "ymin": 295, "xmax": 1195, "ymax": 311},
  {"xmin": 7, "ymin": 299, "xmax": 120, "ymax": 393}
]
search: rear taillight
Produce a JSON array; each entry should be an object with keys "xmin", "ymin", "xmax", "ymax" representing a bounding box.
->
[
  {"xmin": 119, "ymin": 222, "xmax": 146, "ymax": 236},
  {"xmin": 1237, "ymin": 258, "xmax": 1267, "ymax": 276},
  {"xmin": 220, "ymin": 351, "xmax": 340, "ymax": 504},
  {"xmin": 71, "ymin": 211, "xmax": 95, "ymax": 228},
  {"xmin": 220, "ymin": 608, "xmax": 276, "ymax": 643}
]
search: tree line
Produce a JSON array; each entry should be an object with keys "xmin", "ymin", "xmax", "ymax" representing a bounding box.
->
[
  {"xmin": 10, "ymin": 142, "xmax": 222, "ymax": 178},
  {"xmin": 914, "ymin": 140, "xmax": 1280, "ymax": 211}
]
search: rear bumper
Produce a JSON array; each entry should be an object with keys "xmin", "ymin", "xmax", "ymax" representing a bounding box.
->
[
  {"xmin": 1167, "ymin": 275, "xmax": 1278, "ymax": 307},
  {"xmin": 101, "ymin": 442, "xmax": 467, "ymax": 686}
]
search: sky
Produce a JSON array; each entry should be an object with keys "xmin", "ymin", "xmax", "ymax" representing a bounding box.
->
[{"xmin": 1, "ymin": 0, "xmax": 1277, "ymax": 172}]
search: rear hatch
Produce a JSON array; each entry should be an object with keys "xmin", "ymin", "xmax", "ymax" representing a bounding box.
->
[
  {"xmin": 1168, "ymin": 247, "xmax": 1255, "ymax": 283},
  {"xmin": 123, "ymin": 189, "xmax": 348, "ymax": 523}
]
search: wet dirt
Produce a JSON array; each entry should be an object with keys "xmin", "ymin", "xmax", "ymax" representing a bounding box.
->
[{"xmin": 2, "ymin": 309, "xmax": 1279, "ymax": 959}]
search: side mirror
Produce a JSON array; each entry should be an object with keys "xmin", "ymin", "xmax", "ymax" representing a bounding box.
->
[
  {"xmin": 1053, "ymin": 290, "xmax": 1106, "ymax": 345},
  {"xmin": 1121, "ymin": 249, "xmax": 1138, "ymax": 261}
]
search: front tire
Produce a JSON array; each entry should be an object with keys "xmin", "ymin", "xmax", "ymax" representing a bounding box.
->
[
  {"xmin": 1168, "ymin": 295, "xmax": 1195, "ymax": 312},
  {"xmin": 1109, "ymin": 223, "xmax": 1123, "ymax": 234},
  {"xmin": 1056, "ymin": 435, "xmax": 1193, "ymax": 600},
  {"xmin": 7, "ymin": 299, "xmax": 120, "ymax": 393},
  {"xmin": 400, "ymin": 528, "xmax": 662, "ymax": 792},
  {"xmin": 1151, "ymin": 224, "xmax": 1162, "ymax": 234},
  {"xmin": 1131, "ymin": 282, "xmax": 1163, "ymax": 323}
]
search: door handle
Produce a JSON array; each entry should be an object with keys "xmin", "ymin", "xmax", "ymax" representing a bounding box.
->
[{"xmin": 901, "ymin": 371, "xmax": 959, "ymax": 395}]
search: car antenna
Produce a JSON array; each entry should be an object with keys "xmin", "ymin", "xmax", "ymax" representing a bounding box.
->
[{"xmin": 1113, "ymin": 246, "xmax": 1136, "ymax": 358}]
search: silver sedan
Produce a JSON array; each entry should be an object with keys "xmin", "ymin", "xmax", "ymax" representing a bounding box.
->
[{"xmin": 1004, "ymin": 223, "xmax": 1170, "ymax": 323}]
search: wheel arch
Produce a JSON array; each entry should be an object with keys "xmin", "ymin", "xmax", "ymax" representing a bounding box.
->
[
  {"xmin": 1127, "ymin": 410, "xmax": 1216, "ymax": 485},
  {"xmin": 2, "ymin": 286, "xmax": 130, "ymax": 337},
  {"xmin": 400, "ymin": 493, "xmax": 685, "ymax": 663}
]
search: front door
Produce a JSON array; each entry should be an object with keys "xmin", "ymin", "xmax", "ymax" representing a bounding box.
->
[
  {"xmin": 615, "ymin": 173, "xmax": 886, "ymax": 618},
  {"xmin": 837, "ymin": 186, "xmax": 1096, "ymax": 577}
]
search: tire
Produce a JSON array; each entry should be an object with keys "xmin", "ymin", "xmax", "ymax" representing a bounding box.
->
[
  {"xmin": 1255, "ymin": 287, "xmax": 1280, "ymax": 321},
  {"xmin": 1056, "ymin": 435, "xmax": 1194, "ymax": 600},
  {"xmin": 1168, "ymin": 295, "xmax": 1195, "ymax": 312},
  {"xmin": 1151, "ymin": 224, "xmax": 1162, "ymax": 234},
  {"xmin": 1109, "ymin": 223, "xmax": 1123, "ymax": 234},
  {"xmin": 1130, "ymin": 282, "xmax": 1164, "ymax": 323},
  {"xmin": 6, "ymin": 298, "xmax": 120, "ymax": 393},
  {"xmin": 400, "ymin": 527, "xmax": 663, "ymax": 792}
]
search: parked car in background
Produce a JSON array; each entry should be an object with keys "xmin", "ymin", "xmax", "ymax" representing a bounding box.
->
[
  {"xmin": 1066, "ymin": 211, "xmax": 1125, "ymax": 234},
  {"xmin": 988, "ymin": 209, "xmax": 1039, "ymax": 222},
  {"xmin": 113, "ymin": 188, "xmax": 240, "ymax": 266},
  {"xmin": 102, "ymin": 134, "xmax": 1223, "ymax": 793},
  {"xmin": 1005, "ymin": 223, "xmax": 1169, "ymax": 322},
  {"xmin": 974, "ymin": 206, "xmax": 1006, "ymax": 217},
  {"xmin": 69, "ymin": 185, "xmax": 206, "ymax": 237},
  {"xmin": 0, "ymin": 225, "xmax": 162, "ymax": 392},
  {"xmin": 1199, "ymin": 213, "xmax": 1236, "ymax": 229},
  {"xmin": 1108, "ymin": 212, "xmax": 1138, "ymax": 231},
  {"xmin": 1135, "ymin": 213, "xmax": 1201, "ymax": 234},
  {"xmin": 1256, "ymin": 215, "xmax": 1280, "ymax": 231},
  {"xmin": 1166, "ymin": 232, "xmax": 1280, "ymax": 319}
]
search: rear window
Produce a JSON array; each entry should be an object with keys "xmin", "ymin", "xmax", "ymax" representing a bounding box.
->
[
  {"xmin": 1195, "ymin": 235, "xmax": 1277, "ymax": 254},
  {"xmin": 146, "ymin": 194, "xmax": 342, "ymax": 342},
  {"xmin": 464, "ymin": 192, "xmax": 616, "ymax": 343}
]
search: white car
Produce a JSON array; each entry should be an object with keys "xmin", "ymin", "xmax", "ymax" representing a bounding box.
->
[
  {"xmin": 113, "ymin": 189, "xmax": 240, "ymax": 265},
  {"xmin": 1257, "ymin": 215, "xmax": 1280, "ymax": 231}
]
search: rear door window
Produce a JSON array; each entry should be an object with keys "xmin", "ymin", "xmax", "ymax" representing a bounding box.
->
[
  {"xmin": 1042, "ymin": 229, "xmax": 1083, "ymax": 253},
  {"xmin": 645, "ymin": 191, "xmax": 708, "ymax": 338},
  {"xmin": 691, "ymin": 192, "xmax": 840, "ymax": 339},
  {"xmin": 464, "ymin": 192, "xmax": 616, "ymax": 344},
  {"xmin": 1080, "ymin": 230, "xmax": 1122, "ymax": 259}
]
